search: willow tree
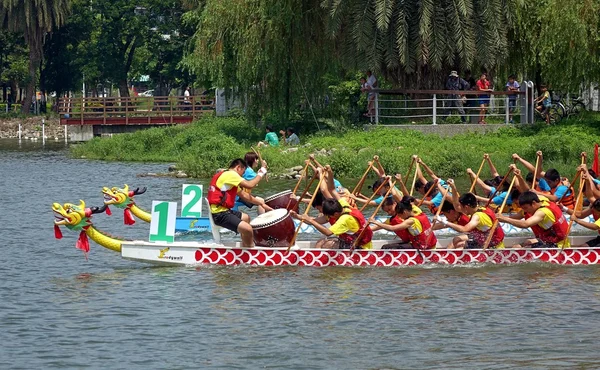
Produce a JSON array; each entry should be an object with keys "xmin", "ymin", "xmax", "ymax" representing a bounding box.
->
[
  {"xmin": 509, "ymin": 0, "xmax": 600, "ymax": 91},
  {"xmin": 0, "ymin": 0, "xmax": 70, "ymax": 113},
  {"xmin": 323, "ymin": 0, "xmax": 515, "ymax": 88},
  {"xmin": 182, "ymin": 0, "xmax": 335, "ymax": 121}
]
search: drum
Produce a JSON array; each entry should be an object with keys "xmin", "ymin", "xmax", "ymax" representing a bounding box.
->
[
  {"xmin": 250, "ymin": 209, "xmax": 295, "ymax": 247},
  {"xmin": 264, "ymin": 190, "xmax": 299, "ymax": 212}
]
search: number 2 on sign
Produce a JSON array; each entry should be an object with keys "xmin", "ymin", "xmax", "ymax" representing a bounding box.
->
[
  {"xmin": 149, "ymin": 201, "xmax": 177, "ymax": 243},
  {"xmin": 181, "ymin": 184, "xmax": 203, "ymax": 217}
]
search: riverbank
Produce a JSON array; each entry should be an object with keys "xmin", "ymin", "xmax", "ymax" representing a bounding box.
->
[
  {"xmin": 0, "ymin": 116, "xmax": 64, "ymax": 140},
  {"xmin": 70, "ymin": 114, "xmax": 600, "ymax": 179}
]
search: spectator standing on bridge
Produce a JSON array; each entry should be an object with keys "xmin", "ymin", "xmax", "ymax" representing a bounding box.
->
[
  {"xmin": 362, "ymin": 70, "xmax": 378, "ymax": 118},
  {"xmin": 183, "ymin": 86, "xmax": 191, "ymax": 110},
  {"xmin": 444, "ymin": 71, "xmax": 470, "ymax": 123},
  {"xmin": 506, "ymin": 76, "xmax": 520, "ymax": 123},
  {"xmin": 476, "ymin": 73, "xmax": 493, "ymax": 124}
]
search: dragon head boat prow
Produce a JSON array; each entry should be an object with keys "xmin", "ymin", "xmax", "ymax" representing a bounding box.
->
[
  {"xmin": 53, "ymin": 200, "xmax": 123, "ymax": 256},
  {"xmin": 101, "ymin": 185, "xmax": 150, "ymax": 224}
]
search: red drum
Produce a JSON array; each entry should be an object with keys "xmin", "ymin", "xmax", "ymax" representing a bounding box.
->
[
  {"xmin": 264, "ymin": 190, "xmax": 299, "ymax": 212},
  {"xmin": 250, "ymin": 209, "xmax": 295, "ymax": 248}
]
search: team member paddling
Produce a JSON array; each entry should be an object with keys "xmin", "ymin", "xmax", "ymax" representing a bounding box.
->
[
  {"xmin": 436, "ymin": 181, "xmax": 505, "ymax": 249},
  {"xmin": 570, "ymin": 198, "xmax": 600, "ymax": 247},
  {"xmin": 369, "ymin": 197, "xmax": 412, "ymax": 249},
  {"xmin": 370, "ymin": 197, "xmax": 437, "ymax": 249},
  {"xmin": 208, "ymin": 158, "xmax": 272, "ymax": 247},
  {"xmin": 497, "ymin": 191, "xmax": 569, "ymax": 248}
]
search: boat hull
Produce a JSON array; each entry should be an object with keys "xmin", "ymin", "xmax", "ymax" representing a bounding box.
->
[{"xmin": 121, "ymin": 236, "xmax": 600, "ymax": 267}]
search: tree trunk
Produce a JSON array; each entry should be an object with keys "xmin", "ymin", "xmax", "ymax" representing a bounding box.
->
[
  {"xmin": 118, "ymin": 79, "xmax": 129, "ymax": 97},
  {"xmin": 23, "ymin": 47, "xmax": 39, "ymax": 114}
]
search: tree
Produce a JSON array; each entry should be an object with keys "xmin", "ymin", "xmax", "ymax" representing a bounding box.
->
[
  {"xmin": 322, "ymin": 0, "xmax": 515, "ymax": 88},
  {"xmin": 0, "ymin": 0, "xmax": 70, "ymax": 113},
  {"xmin": 182, "ymin": 0, "xmax": 337, "ymax": 122}
]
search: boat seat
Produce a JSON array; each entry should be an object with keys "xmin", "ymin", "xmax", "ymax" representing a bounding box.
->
[{"xmin": 205, "ymin": 198, "xmax": 221, "ymax": 244}]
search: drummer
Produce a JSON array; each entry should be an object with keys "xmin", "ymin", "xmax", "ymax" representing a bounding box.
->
[
  {"xmin": 208, "ymin": 158, "xmax": 273, "ymax": 247},
  {"xmin": 233, "ymin": 152, "xmax": 267, "ymax": 215}
]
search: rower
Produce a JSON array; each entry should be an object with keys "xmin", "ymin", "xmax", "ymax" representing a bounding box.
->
[
  {"xmin": 436, "ymin": 189, "xmax": 505, "ymax": 249},
  {"xmin": 369, "ymin": 197, "xmax": 412, "ymax": 249},
  {"xmin": 570, "ymin": 198, "xmax": 600, "ymax": 247},
  {"xmin": 293, "ymin": 190, "xmax": 373, "ymax": 249},
  {"xmin": 208, "ymin": 158, "xmax": 272, "ymax": 247},
  {"xmin": 414, "ymin": 158, "xmax": 450, "ymax": 213},
  {"xmin": 350, "ymin": 177, "xmax": 403, "ymax": 207},
  {"xmin": 370, "ymin": 197, "xmax": 437, "ymax": 249},
  {"xmin": 233, "ymin": 152, "xmax": 267, "ymax": 214},
  {"xmin": 497, "ymin": 191, "xmax": 569, "ymax": 248},
  {"xmin": 436, "ymin": 200, "xmax": 472, "ymax": 249}
]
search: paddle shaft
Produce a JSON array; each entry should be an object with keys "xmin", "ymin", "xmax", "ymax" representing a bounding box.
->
[
  {"xmin": 483, "ymin": 175, "xmax": 517, "ymax": 250},
  {"xmin": 416, "ymin": 179, "xmax": 439, "ymax": 207},
  {"xmin": 555, "ymin": 155, "xmax": 585, "ymax": 205},
  {"xmin": 531, "ymin": 155, "xmax": 540, "ymax": 189},
  {"xmin": 251, "ymin": 146, "xmax": 268, "ymax": 182},
  {"xmin": 426, "ymin": 185, "xmax": 450, "ymax": 245},
  {"xmin": 469, "ymin": 157, "xmax": 486, "ymax": 193},
  {"xmin": 410, "ymin": 162, "xmax": 420, "ymax": 196},
  {"xmin": 352, "ymin": 181, "xmax": 397, "ymax": 250},
  {"xmin": 359, "ymin": 177, "xmax": 391, "ymax": 212},
  {"xmin": 352, "ymin": 162, "xmax": 374, "ymax": 195},
  {"xmin": 289, "ymin": 175, "xmax": 324, "ymax": 249},
  {"xmin": 404, "ymin": 157, "xmax": 416, "ymax": 185},
  {"xmin": 565, "ymin": 171, "xmax": 585, "ymax": 238},
  {"xmin": 485, "ymin": 168, "xmax": 514, "ymax": 208},
  {"xmin": 289, "ymin": 170, "xmax": 318, "ymax": 210},
  {"xmin": 291, "ymin": 161, "xmax": 310, "ymax": 196}
]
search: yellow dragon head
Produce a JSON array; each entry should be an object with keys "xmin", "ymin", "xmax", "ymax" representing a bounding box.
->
[
  {"xmin": 102, "ymin": 184, "xmax": 147, "ymax": 209},
  {"xmin": 53, "ymin": 200, "xmax": 92, "ymax": 231}
]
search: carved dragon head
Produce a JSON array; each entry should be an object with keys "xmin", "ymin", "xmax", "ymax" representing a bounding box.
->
[{"xmin": 102, "ymin": 184, "xmax": 146, "ymax": 209}]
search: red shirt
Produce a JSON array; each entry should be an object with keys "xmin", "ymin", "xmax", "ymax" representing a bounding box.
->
[{"xmin": 476, "ymin": 79, "xmax": 491, "ymax": 91}]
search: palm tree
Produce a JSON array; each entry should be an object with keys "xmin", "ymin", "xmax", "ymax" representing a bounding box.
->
[
  {"xmin": 0, "ymin": 0, "xmax": 70, "ymax": 113},
  {"xmin": 323, "ymin": 0, "xmax": 514, "ymax": 88}
]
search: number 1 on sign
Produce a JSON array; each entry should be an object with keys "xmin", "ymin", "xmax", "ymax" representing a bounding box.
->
[{"xmin": 149, "ymin": 201, "xmax": 177, "ymax": 243}]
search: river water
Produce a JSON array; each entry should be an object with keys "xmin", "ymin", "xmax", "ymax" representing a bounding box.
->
[{"xmin": 2, "ymin": 140, "xmax": 600, "ymax": 369}]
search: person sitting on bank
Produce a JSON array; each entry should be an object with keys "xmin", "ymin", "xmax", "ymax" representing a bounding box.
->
[
  {"xmin": 436, "ymin": 182, "xmax": 505, "ymax": 249},
  {"xmin": 279, "ymin": 127, "xmax": 300, "ymax": 146},
  {"xmin": 370, "ymin": 196, "xmax": 437, "ymax": 250},
  {"xmin": 497, "ymin": 191, "xmax": 569, "ymax": 249},
  {"xmin": 292, "ymin": 170, "xmax": 373, "ymax": 250},
  {"xmin": 257, "ymin": 125, "xmax": 279, "ymax": 147},
  {"xmin": 208, "ymin": 158, "xmax": 273, "ymax": 247},
  {"xmin": 233, "ymin": 152, "xmax": 267, "ymax": 215}
]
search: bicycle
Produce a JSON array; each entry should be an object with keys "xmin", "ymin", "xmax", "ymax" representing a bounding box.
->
[{"xmin": 535, "ymin": 104, "xmax": 561, "ymax": 124}]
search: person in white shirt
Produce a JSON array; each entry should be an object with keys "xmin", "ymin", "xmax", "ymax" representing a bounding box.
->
[{"xmin": 364, "ymin": 71, "xmax": 377, "ymax": 117}]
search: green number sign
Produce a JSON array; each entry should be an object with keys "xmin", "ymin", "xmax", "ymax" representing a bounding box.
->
[
  {"xmin": 181, "ymin": 184, "xmax": 203, "ymax": 217},
  {"xmin": 149, "ymin": 201, "xmax": 177, "ymax": 243}
]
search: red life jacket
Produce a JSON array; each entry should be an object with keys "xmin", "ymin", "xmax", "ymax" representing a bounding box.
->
[
  {"xmin": 390, "ymin": 215, "xmax": 411, "ymax": 242},
  {"xmin": 207, "ymin": 171, "xmax": 238, "ymax": 210},
  {"xmin": 457, "ymin": 213, "xmax": 470, "ymax": 226},
  {"xmin": 526, "ymin": 202, "xmax": 569, "ymax": 243},
  {"xmin": 470, "ymin": 207, "xmax": 505, "ymax": 247},
  {"xmin": 337, "ymin": 208, "xmax": 373, "ymax": 248},
  {"xmin": 425, "ymin": 196, "xmax": 437, "ymax": 214},
  {"xmin": 408, "ymin": 213, "xmax": 437, "ymax": 249},
  {"xmin": 551, "ymin": 184, "xmax": 575, "ymax": 209}
]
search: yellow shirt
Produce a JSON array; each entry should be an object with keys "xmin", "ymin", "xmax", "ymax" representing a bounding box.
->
[
  {"xmin": 210, "ymin": 170, "xmax": 243, "ymax": 214},
  {"xmin": 329, "ymin": 199, "xmax": 373, "ymax": 249},
  {"xmin": 473, "ymin": 210, "xmax": 505, "ymax": 249},
  {"xmin": 412, "ymin": 205, "xmax": 423, "ymax": 215},
  {"xmin": 407, "ymin": 216, "xmax": 423, "ymax": 237}
]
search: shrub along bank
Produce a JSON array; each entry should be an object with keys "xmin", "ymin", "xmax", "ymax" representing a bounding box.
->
[{"xmin": 71, "ymin": 115, "xmax": 600, "ymax": 181}]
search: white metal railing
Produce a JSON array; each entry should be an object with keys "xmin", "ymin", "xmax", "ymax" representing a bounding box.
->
[{"xmin": 369, "ymin": 82, "xmax": 534, "ymax": 125}]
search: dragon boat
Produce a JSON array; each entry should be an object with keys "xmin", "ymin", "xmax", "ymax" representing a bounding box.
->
[
  {"xmin": 53, "ymin": 200, "xmax": 600, "ymax": 267},
  {"xmin": 101, "ymin": 185, "xmax": 595, "ymax": 236}
]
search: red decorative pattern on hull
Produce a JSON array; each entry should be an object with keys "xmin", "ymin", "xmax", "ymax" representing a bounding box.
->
[{"xmin": 191, "ymin": 248, "xmax": 600, "ymax": 267}]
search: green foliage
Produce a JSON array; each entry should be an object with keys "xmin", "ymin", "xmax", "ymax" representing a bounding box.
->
[{"xmin": 72, "ymin": 114, "xmax": 600, "ymax": 182}]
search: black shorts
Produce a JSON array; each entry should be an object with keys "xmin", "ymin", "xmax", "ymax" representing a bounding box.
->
[
  {"xmin": 465, "ymin": 240, "xmax": 482, "ymax": 249},
  {"xmin": 530, "ymin": 240, "xmax": 558, "ymax": 249},
  {"xmin": 212, "ymin": 209, "xmax": 243, "ymax": 232},
  {"xmin": 381, "ymin": 241, "xmax": 413, "ymax": 250},
  {"xmin": 584, "ymin": 236, "xmax": 600, "ymax": 248}
]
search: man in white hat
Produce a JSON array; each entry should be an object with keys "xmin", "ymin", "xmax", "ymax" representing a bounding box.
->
[{"xmin": 444, "ymin": 71, "xmax": 470, "ymax": 123}]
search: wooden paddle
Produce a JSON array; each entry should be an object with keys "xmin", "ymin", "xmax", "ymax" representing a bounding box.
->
[
  {"xmin": 359, "ymin": 176, "xmax": 391, "ymax": 212},
  {"xmin": 482, "ymin": 175, "xmax": 517, "ymax": 250},
  {"xmin": 287, "ymin": 167, "xmax": 317, "ymax": 210},
  {"xmin": 469, "ymin": 156, "xmax": 486, "ymax": 193},
  {"xmin": 416, "ymin": 178, "xmax": 439, "ymax": 207},
  {"xmin": 251, "ymin": 146, "xmax": 268, "ymax": 182},
  {"xmin": 404, "ymin": 156, "xmax": 416, "ymax": 185},
  {"xmin": 352, "ymin": 162, "xmax": 374, "ymax": 196},
  {"xmin": 485, "ymin": 167, "xmax": 514, "ymax": 208},
  {"xmin": 427, "ymin": 185, "xmax": 450, "ymax": 245},
  {"xmin": 286, "ymin": 161, "xmax": 310, "ymax": 209},
  {"xmin": 563, "ymin": 171, "xmax": 585, "ymax": 243},
  {"xmin": 351, "ymin": 180, "xmax": 397, "ymax": 251},
  {"xmin": 410, "ymin": 162, "xmax": 420, "ymax": 196},
  {"xmin": 531, "ymin": 153, "xmax": 541, "ymax": 189},
  {"xmin": 288, "ymin": 174, "xmax": 324, "ymax": 250}
]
